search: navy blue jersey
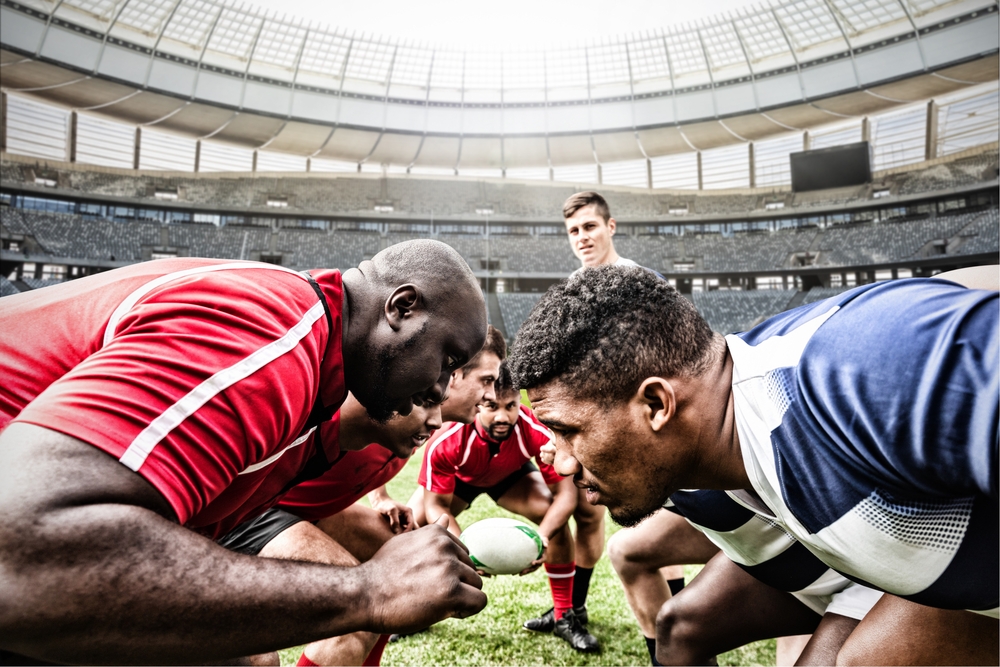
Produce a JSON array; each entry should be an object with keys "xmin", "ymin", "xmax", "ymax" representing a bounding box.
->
[{"xmin": 726, "ymin": 278, "xmax": 998, "ymax": 614}]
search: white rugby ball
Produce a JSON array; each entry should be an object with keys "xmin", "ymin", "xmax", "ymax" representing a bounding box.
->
[{"xmin": 460, "ymin": 518, "xmax": 544, "ymax": 575}]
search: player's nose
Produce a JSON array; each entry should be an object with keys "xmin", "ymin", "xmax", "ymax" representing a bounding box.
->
[
  {"xmin": 553, "ymin": 447, "xmax": 581, "ymax": 477},
  {"xmin": 425, "ymin": 404, "xmax": 443, "ymax": 431}
]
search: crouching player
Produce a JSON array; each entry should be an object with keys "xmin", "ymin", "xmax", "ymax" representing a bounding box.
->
[
  {"xmin": 409, "ymin": 364, "xmax": 598, "ymax": 652},
  {"xmin": 216, "ymin": 326, "xmax": 507, "ymax": 666},
  {"xmin": 215, "ymin": 391, "xmax": 442, "ymax": 666}
]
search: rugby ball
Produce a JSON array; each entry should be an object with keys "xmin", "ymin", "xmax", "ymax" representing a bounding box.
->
[{"xmin": 460, "ymin": 518, "xmax": 544, "ymax": 575}]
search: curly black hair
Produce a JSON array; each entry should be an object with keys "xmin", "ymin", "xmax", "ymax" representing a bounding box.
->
[
  {"xmin": 493, "ymin": 360, "xmax": 516, "ymax": 398},
  {"xmin": 507, "ymin": 266, "xmax": 715, "ymax": 405}
]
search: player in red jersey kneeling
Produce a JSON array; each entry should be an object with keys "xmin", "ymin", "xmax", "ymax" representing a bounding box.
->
[{"xmin": 408, "ymin": 363, "xmax": 598, "ymax": 653}]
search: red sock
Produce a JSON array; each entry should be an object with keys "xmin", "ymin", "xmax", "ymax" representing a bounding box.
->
[
  {"xmin": 544, "ymin": 562, "xmax": 576, "ymax": 620},
  {"xmin": 362, "ymin": 634, "xmax": 390, "ymax": 666},
  {"xmin": 296, "ymin": 652, "xmax": 319, "ymax": 667}
]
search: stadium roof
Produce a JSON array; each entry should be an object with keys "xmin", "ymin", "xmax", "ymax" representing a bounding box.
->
[{"xmin": 0, "ymin": 0, "xmax": 997, "ymax": 172}]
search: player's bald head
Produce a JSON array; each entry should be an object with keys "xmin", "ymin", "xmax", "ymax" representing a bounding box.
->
[
  {"xmin": 342, "ymin": 239, "xmax": 487, "ymax": 424},
  {"xmin": 366, "ymin": 239, "xmax": 482, "ymax": 312}
]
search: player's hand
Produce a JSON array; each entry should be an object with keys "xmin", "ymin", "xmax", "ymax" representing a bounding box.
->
[
  {"xmin": 519, "ymin": 535, "xmax": 548, "ymax": 576},
  {"xmin": 360, "ymin": 515, "xmax": 487, "ymax": 633},
  {"xmin": 539, "ymin": 443, "xmax": 556, "ymax": 466},
  {"xmin": 372, "ymin": 498, "xmax": 415, "ymax": 533}
]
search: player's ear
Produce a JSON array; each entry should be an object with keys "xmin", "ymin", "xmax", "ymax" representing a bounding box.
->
[
  {"xmin": 636, "ymin": 377, "xmax": 674, "ymax": 433},
  {"xmin": 384, "ymin": 284, "xmax": 422, "ymax": 331},
  {"xmin": 607, "ymin": 217, "xmax": 616, "ymax": 235}
]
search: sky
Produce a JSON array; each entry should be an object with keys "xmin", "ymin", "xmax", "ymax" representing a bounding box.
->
[{"xmin": 243, "ymin": 0, "xmax": 761, "ymax": 49}]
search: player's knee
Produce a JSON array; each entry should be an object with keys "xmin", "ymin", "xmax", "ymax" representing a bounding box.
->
[
  {"xmin": 656, "ymin": 595, "xmax": 702, "ymax": 649},
  {"xmin": 575, "ymin": 506, "xmax": 604, "ymax": 531},
  {"xmin": 607, "ymin": 531, "xmax": 630, "ymax": 573}
]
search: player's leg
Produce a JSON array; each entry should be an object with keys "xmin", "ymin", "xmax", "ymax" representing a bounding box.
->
[
  {"xmin": 315, "ymin": 504, "xmax": 396, "ymax": 563},
  {"xmin": 258, "ymin": 521, "xmax": 385, "ymax": 667},
  {"xmin": 608, "ymin": 509, "xmax": 719, "ymax": 664},
  {"xmin": 571, "ymin": 489, "xmax": 605, "ymax": 616},
  {"xmin": 494, "ymin": 469, "xmax": 554, "ymax": 526},
  {"xmin": 498, "ymin": 471, "xmax": 599, "ymax": 653},
  {"xmin": 407, "ymin": 486, "xmax": 427, "ymax": 526},
  {"xmin": 656, "ymin": 552, "xmax": 822, "ymax": 666},
  {"xmin": 776, "ymin": 634, "xmax": 813, "ymax": 666},
  {"xmin": 834, "ymin": 594, "xmax": 999, "ymax": 666}
]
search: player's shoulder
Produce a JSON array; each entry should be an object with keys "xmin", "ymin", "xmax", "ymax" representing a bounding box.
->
[
  {"xmin": 518, "ymin": 406, "xmax": 554, "ymax": 441},
  {"xmin": 426, "ymin": 421, "xmax": 469, "ymax": 455}
]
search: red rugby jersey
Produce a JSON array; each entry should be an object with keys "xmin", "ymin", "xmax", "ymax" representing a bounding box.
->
[
  {"xmin": 0, "ymin": 258, "xmax": 345, "ymax": 539},
  {"xmin": 418, "ymin": 406, "xmax": 562, "ymax": 494},
  {"xmin": 276, "ymin": 415, "xmax": 408, "ymax": 522}
]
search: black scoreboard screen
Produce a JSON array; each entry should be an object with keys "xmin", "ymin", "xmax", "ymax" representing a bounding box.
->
[{"xmin": 790, "ymin": 141, "xmax": 872, "ymax": 192}]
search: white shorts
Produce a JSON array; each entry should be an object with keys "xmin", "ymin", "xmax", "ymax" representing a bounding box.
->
[{"xmin": 791, "ymin": 569, "xmax": 883, "ymax": 620}]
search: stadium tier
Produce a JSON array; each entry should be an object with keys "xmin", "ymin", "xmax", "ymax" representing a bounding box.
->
[
  {"xmin": 4, "ymin": 180, "xmax": 996, "ymax": 337},
  {"xmin": 1, "ymin": 149, "xmax": 996, "ymax": 220}
]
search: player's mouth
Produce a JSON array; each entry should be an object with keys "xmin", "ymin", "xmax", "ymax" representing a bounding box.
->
[{"xmin": 573, "ymin": 474, "xmax": 603, "ymax": 505}]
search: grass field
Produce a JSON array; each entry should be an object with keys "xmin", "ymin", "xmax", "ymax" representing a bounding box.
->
[{"xmin": 277, "ymin": 452, "xmax": 777, "ymax": 666}]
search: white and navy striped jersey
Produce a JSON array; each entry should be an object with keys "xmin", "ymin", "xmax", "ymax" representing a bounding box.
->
[{"xmin": 726, "ymin": 278, "xmax": 997, "ymax": 616}]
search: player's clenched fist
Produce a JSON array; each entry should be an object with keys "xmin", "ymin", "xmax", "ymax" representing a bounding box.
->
[{"xmin": 358, "ymin": 515, "xmax": 487, "ymax": 632}]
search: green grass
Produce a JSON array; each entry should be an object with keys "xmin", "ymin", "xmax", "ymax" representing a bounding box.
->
[{"xmin": 278, "ymin": 451, "xmax": 776, "ymax": 666}]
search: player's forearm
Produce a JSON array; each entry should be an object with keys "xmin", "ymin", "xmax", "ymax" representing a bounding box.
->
[
  {"xmin": 367, "ymin": 484, "xmax": 392, "ymax": 506},
  {"xmin": 0, "ymin": 425, "xmax": 374, "ymax": 663},
  {"xmin": 0, "ymin": 500, "xmax": 383, "ymax": 663},
  {"xmin": 425, "ymin": 496, "xmax": 461, "ymax": 536}
]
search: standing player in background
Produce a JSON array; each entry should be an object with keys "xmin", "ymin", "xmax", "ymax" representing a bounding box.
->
[
  {"xmin": 215, "ymin": 326, "xmax": 506, "ymax": 666},
  {"xmin": 522, "ymin": 191, "xmax": 678, "ymax": 651},
  {"xmin": 0, "ymin": 241, "xmax": 489, "ymax": 665},
  {"xmin": 410, "ymin": 364, "xmax": 599, "ymax": 653}
]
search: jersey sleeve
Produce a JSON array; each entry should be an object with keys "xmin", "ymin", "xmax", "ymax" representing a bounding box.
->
[
  {"xmin": 419, "ymin": 424, "xmax": 464, "ymax": 495},
  {"xmin": 519, "ymin": 407, "xmax": 564, "ymax": 485},
  {"xmin": 13, "ymin": 269, "xmax": 331, "ymax": 525}
]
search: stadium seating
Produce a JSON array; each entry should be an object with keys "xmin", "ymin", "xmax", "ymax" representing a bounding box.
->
[
  {"xmin": 20, "ymin": 277, "xmax": 65, "ymax": 290},
  {"xmin": 0, "ymin": 276, "xmax": 20, "ymax": 296},
  {"xmin": 497, "ymin": 293, "xmax": 543, "ymax": 336},
  {"xmin": 3, "ymin": 148, "xmax": 995, "ymax": 221},
  {"xmin": 691, "ymin": 289, "xmax": 797, "ymax": 334}
]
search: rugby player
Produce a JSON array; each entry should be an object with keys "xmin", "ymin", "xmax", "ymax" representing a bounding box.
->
[
  {"xmin": 217, "ymin": 326, "xmax": 507, "ymax": 666},
  {"xmin": 509, "ymin": 264, "xmax": 999, "ymax": 665},
  {"xmin": 523, "ymin": 191, "xmax": 667, "ymax": 646},
  {"xmin": 0, "ymin": 240, "xmax": 489, "ymax": 664},
  {"xmin": 410, "ymin": 364, "xmax": 598, "ymax": 652}
]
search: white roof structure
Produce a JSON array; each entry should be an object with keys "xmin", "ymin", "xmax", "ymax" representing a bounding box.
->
[{"xmin": 0, "ymin": 0, "xmax": 997, "ymax": 177}]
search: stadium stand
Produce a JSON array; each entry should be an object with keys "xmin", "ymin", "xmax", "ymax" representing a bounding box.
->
[
  {"xmin": 20, "ymin": 277, "xmax": 65, "ymax": 290},
  {"xmin": 0, "ymin": 276, "xmax": 20, "ymax": 296},
  {"xmin": 2, "ymin": 147, "xmax": 995, "ymax": 221},
  {"xmin": 691, "ymin": 289, "xmax": 798, "ymax": 334},
  {"xmin": 952, "ymin": 208, "xmax": 1000, "ymax": 256},
  {"xmin": 497, "ymin": 293, "xmax": 544, "ymax": 338},
  {"xmin": 275, "ymin": 229, "xmax": 381, "ymax": 271},
  {"xmin": 801, "ymin": 286, "xmax": 855, "ymax": 304}
]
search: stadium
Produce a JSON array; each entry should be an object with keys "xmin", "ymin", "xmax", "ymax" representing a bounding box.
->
[{"xmin": 0, "ymin": 0, "xmax": 997, "ymax": 664}]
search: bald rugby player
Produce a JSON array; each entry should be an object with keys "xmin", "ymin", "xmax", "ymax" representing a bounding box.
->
[
  {"xmin": 0, "ymin": 240, "xmax": 489, "ymax": 664},
  {"xmin": 509, "ymin": 264, "xmax": 998, "ymax": 665},
  {"xmin": 218, "ymin": 326, "xmax": 505, "ymax": 666}
]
